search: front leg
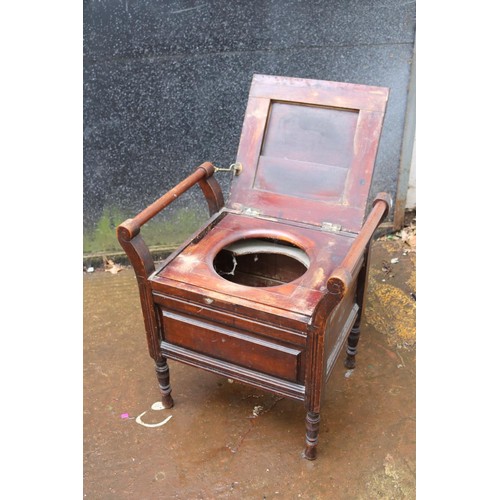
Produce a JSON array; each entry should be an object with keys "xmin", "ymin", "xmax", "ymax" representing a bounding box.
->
[
  {"xmin": 303, "ymin": 411, "xmax": 321, "ymax": 460},
  {"xmin": 155, "ymin": 358, "xmax": 174, "ymax": 408}
]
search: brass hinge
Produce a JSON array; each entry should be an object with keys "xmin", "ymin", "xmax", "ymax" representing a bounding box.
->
[
  {"xmin": 241, "ymin": 206, "xmax": 261, "ymax": 217},
  {"xmin": 321, "ymin": 222, "xmax": 342, "ymax": 233}
]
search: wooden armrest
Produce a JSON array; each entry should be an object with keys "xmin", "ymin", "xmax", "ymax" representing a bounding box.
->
[
  {"xmin": 116, "ymin": 161, "xmax": 223, "ymax": 286},
  {"xmin": 117, "ymin": 162, "xmax": 218, "ymax": 242},
  {"xmin": 311, "ymin": 192, "xmax": 391, "ymax": 325}
]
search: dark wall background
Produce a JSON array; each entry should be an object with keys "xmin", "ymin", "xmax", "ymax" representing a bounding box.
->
[{"xmin": 83, "ymin": 0, "xmax": 415, "ymax": 253}]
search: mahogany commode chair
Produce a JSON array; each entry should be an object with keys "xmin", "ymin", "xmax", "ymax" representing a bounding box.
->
[{"xmin": 117, "ymin": 75, "xmax": 391, "ymax": 459}]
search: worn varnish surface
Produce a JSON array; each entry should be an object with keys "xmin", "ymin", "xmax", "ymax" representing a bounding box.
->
[{"xmin": 151, "ymin": 212, "xmax": 355, "ymax": 321}]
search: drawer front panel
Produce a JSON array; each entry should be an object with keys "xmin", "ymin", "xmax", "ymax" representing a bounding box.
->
[
  {"xmin": 161, "ymin": 310, "xmax": 302, "ymax": 382},
  {"xmin": 153, "ymin": 292, "xmax": 307, "ymax": 346}
]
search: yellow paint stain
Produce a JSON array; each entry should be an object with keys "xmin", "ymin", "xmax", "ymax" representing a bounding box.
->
[
  {"xmin": 365, "ymin": 279, "xmax": 416, "ymax": 347},
  {"xmin": 406, "ymin": 268, "xmax": 416, "ymax": 292}
]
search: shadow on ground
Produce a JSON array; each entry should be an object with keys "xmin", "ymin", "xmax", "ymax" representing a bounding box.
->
[{"xmin": 83, "ymin": 237, "xmax": 416, "ymax": 499}]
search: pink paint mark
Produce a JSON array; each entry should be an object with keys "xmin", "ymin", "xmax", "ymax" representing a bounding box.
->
[{"xmin": 120, "ymin": 413, "xmax": 129, "ymax": 419}]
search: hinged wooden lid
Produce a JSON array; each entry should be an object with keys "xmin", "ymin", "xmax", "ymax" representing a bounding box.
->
[{"xmin": 228, "ymin": 75, "xmax": 389, "ymax": 233}]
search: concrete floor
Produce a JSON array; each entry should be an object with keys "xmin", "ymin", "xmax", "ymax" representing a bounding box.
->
[{"xmin": 83, "ymin": 238, "xmax": 416, "ymax": 499}]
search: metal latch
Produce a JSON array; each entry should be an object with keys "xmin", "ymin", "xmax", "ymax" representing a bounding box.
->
[
  {"xmin": 321, "ymin": 222, "xmax": 342, "ymax": 233},
  {"xmin": 214, "ymin": 162, "xmax": 243, "ymax": 176}
]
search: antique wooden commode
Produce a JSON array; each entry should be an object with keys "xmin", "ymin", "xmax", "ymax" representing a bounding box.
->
[{"xmin": 117, "ymin": 75, "xmax": 391, "ymax": 459}]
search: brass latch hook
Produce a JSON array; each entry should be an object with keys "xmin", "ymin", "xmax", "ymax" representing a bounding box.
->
[{"xmin": 214, "ymin": 162, "xmax": 243, "ymax": 176}]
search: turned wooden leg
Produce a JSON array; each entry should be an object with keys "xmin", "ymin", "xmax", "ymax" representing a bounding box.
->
[
  {"xmin": 344, "ymin": 315, "xmax": 361, "ymax": 369},
  {"xmin": 344, "ymin": 245, "xmax": 371, "ymax": 370},
  {"xmin": 155, "ymin": 358, "xmax": 174, "ymax": 408},
  {"xmin": 303, "ymin": 411, "xmax": 320, "ymax": 460}
]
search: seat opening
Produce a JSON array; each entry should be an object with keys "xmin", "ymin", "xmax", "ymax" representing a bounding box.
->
[{"xmin": 213, "ymin": 237, "xmax": 309, "ymax": 287}]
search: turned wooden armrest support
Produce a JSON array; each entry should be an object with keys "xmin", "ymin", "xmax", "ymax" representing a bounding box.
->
[
  {"xmin": 312, "ymin": 193, "xmax": 391, "ymax": 326},
  {"xmin": 117, "ymin": 162, "xmax": 218, "ymax": 241}
]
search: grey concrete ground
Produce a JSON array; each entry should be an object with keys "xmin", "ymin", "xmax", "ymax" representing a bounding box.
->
[{"xmin": 83, "ymin": 237, "xmax": 416, "ymax": 499}]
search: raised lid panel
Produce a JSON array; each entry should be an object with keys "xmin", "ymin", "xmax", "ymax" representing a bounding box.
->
[
  {"xmin": 229, "ymin": 75, "xmax": 389, "ymax": 233},
  {"xmin": 255, "ymin": 102, "xmax": 357, "ymax": 202}
]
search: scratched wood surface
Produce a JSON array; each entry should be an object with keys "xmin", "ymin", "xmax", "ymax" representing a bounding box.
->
[{"xmin": 152, "ymin": 212, "xmax": 354, "ymax": 321}]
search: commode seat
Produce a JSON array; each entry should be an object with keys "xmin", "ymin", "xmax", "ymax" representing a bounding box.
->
[
  {"xmin": 150, "ymin": 212, "xmax": 356, "ymax": 324},
  {"xmin": 117, "ymin": 74, "xmax": 391, "ymax": 459}
]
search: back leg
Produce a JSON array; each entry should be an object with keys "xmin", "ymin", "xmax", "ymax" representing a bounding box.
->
[
  {"xmin": 344, "ymin": 316, "xmax": 361, "ymax": 369},
  {"xmin": 344, "ymin": 245, "xmax": 372, "ymax": 369}
]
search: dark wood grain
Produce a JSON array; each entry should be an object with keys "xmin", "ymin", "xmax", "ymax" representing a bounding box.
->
[{"xmin": 162, "ymin": 310, "xmax": 303, "ymax": 382}]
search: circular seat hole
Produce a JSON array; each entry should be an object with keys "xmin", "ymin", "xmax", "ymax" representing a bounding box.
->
[{"xmin": 213, "ymin": 237, "xmax": 309, "ymax": 287}]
